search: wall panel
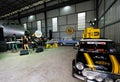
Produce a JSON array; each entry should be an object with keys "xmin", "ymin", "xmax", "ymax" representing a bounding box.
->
[
  {"xmin": 41, "ymin": 20, "xmax": 45, "ymax": 27},
  {"xmin": 32, "ymin": 21, "xmax": 37, "ymax": 29},
  {"xmin": 105, "ymin": 0, "xmax": 114, "ymax": 11},
  {"xmin": 98, "ymin": 0, "xmax": 120, "ymax": 43},
  {"xmin": 41, "ymin": 27, "xmax": 45, "ymax": 33},
  {"xmin": 99, "ymin": 16, "xmax": 105, "ymax": 27},
  {"xmin": 98, "ymin": 0, "xmax": 104, "ymax": 18},
  {"xmin": 47, "ymin": 19, "xmax": 52, "ymax": 27},
  {"xmin": 76, "ymin": 31, "xmax": 84, "ymax": 39},
  {"xmin": 58, "ymin": 16, "xmax": 67, "ymax": 25},
  {"xmin": 36, "ymin": 13, "xmax": 44, "ymax": 20},
  {"xmin": 100, "ymin": 28, "xmax": 104, "ymax": 38},
  {"xmin": 76, "ymin": 1, "xmax": 94, "ymax": 12},
  {"xmin": 21, "ymin": 17, "xmax": 28, "ymax": 23},
  {"xmin": 52, "ymin": 32, "xmax": 59, "ymax": 40},
  {"xmin": 27, "ymin": 22, "xmax": 32, "ymax": 29},
  {"xmin": 67, "ymin": 14, "xmax": 77, "ymax": 24},
  {"xmin": 86, "ymin": 11, "xmax": 95, "ymax": 22},
  {"xmin": 47, "ymin": 9, "xmax": 59, "ymax": 18}
]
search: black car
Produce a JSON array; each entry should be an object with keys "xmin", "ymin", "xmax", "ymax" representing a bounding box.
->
[{"xmin": 72, "ymin": 38, "xmax": 120, "ymax": 82}]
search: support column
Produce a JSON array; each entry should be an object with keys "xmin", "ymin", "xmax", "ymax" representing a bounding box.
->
[
  {"xmin": 96, "ymin": 0, "xmax": 98, "ymax": 27},
  {"xmin": 18, "ymin": 12, "xmax": 22, "ymax": 24},
  {"xmin": 44, "ymin": 2, "xmax": 48, "ymax": 37}
]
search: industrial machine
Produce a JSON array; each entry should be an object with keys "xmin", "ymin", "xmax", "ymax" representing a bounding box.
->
[
  {"xmin": 0, "ymin": 20, "xmax": 25, "ymax": 37},
  {"xmin": 82, "ymin": 27, "xmax": 100, "ymax": 39},
  {"xmin": 0, "ymin": 20, "xmax": 25, "ymax": 51}
]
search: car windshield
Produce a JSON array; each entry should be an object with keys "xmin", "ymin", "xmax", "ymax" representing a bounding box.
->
[{"xmin": 79, "ymin": 41, "xmax": 117, "ymax": 53}]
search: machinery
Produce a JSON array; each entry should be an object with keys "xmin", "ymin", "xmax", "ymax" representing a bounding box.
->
[
  {"xmin": 0, "ymin": 20, "xmax": 25, "ymax": 51},
  {"xmin": 82, "ymin": 27, "xmax": 100, "ymax": 39},
  {"xmin": 0, "ymin": 20, "xmax": 25, "ymax": 37}
]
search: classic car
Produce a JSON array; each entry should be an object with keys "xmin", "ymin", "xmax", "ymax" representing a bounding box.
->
[
  {"xmin": 72, "ymin": 38, "xmax": 120, "ymax": 82},
  {"xmin": 59, "ymin": 38, "xmax": 79, "ymax": 46},
  {"xmin": 45, "ymin": 39, "xmax": 58, "ymax": 48}
]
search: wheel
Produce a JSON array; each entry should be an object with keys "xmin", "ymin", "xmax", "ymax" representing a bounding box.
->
[
  {"xmin": 60, "ymin": 43, "xmax": 63, "ymax": 46},
  {"xmin": 74, "ymin": 43, "xmax": 77, "ymax": 46},
  {"xmin": 72, "ymin": 59, "xmax": 76, "ymax": 77},
  {"xmin": 74, "ymin": 42, "xmax": 79, "ymax": 47},
  {"xmin": 73, "ymin": 43, "xmax": 78, "ymax": 50}
]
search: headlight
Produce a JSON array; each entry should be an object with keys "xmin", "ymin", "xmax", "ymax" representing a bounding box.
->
[
  {"xmin": 82, "ymin": 69, "xmax": 106, "ymax": 81},
  {"xmin": 95, "ymin": 75, "xmax": 104, "ymax": 82},
  {"xmin": 87, "ymin": 73, "xmax": 95, "ymax": 80},
  {"xmin": 76, "ymin": 62, "xmax": 84, "ymax": 70},
  {"xmin": 105, "ymin": 78, "xmax": 113, "ymax": 82},
  {"xmin": 82, "ymin": 69, "xmax": 88, "ymax": 76}
]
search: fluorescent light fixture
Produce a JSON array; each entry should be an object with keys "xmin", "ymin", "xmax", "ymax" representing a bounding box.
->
[
  {"xmin": 94, "ymin": 18, "xmax": 97, "ymax": 21},
  {"xmin": 63, "ymin": 6, "xmax": 71, "ymax": 10},
  {"xmin": 29, "ymin": 15, "xmax": 34, "ymax": 19},
  {"xmin": 28, "ymin": 15, "xmax": 35, "ymax": 22}
]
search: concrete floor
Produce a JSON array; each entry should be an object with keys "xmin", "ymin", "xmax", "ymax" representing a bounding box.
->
[{"xmin": 0, "ymin": 46, "xmax": 83, "ymax": 82}]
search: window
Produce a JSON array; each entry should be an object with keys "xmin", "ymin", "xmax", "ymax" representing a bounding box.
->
[
  {"xmin": 37, "ymin": 20, "xmax": 41, "ymax": 31},
  {"xmin": 52, "ymin": 17, "xmax": 58, "ymax": 32},
  {"xmin": 23, "ymin": 23, "xmax": 27, "ymax": 30},
  {"xmin": 78, "ymin": 12, "xmax": 86, "ymax": 30}
]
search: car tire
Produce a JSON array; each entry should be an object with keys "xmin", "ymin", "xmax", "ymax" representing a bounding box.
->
[
  {"xmin": 72, "ymin": 59, "xmax": 75, "ymax": 77},
  {"xmin": 73, "ymin": 43, "xmax": 78, "ymax": 49},
  {"xmin": 74, "ymin": 42, "xmax": 79, "ymax": 47},
  {"xmin": 60, "ymin": 43, "xmax": 63, "ymax": 46},
  {"xmin": 73, "ymin": 43, "xmax": 76, "ymax": 46}
]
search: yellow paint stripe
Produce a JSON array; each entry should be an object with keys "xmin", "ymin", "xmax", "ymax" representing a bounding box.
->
[
  {"xmin": 110, "ymin": 55, "xmax": 119, "ymax": 74},
  {"xmin": 112, "ymin": 55, "xmax": 119, "ymax": 74},
  {"xmin": 84, "ymin": 53, "xmax": 96, "ymax": 70},
  {"xmin": 119, "ymin": 66, "xmax": 120, "ymax": 73},
  {"xmin": 109, "ymin": 55, "xmax": 115, "ymax": 73}
]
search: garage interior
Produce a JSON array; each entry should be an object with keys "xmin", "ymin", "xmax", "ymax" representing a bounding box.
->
[{"xmin": 0, "ymin": 0, "xmax": 120, "ymax": 82}]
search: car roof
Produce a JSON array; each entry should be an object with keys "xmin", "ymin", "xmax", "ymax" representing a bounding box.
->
[{"xmin": 80, "ymin": 38, "xmax": 113, "ymax": 42}]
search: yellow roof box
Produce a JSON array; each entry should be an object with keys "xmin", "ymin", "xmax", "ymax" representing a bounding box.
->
[{"xmin": 82, "ymin": 27, "xmax": 100, "ymax": 39}]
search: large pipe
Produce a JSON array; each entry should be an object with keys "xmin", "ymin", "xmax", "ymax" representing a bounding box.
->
[{"xmin": 0, "ymin": 20, "xmax": 25, "ymax": 38}]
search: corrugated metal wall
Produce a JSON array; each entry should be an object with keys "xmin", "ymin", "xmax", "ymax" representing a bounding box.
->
[
  {"xmin": 20, "ymin": 0, "xmax": 95, "ymax": 40},
  {"xmin": 98, "ymin": 0, "xmax": 120, "ymax": 43}
]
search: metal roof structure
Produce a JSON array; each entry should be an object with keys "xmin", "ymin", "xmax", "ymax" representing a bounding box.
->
[
  {"xmin": 0, "ymin": 0, "xmax": 90, "ymax": 19},
  {"xmin": 0, "ymin": 0, "xmax": 43, "ymax": 16}
]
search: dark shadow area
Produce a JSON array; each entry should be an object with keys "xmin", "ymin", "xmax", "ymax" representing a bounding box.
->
[{"xmin": 116, "ymin": 44, "xmax": 120, "ymax": 55}]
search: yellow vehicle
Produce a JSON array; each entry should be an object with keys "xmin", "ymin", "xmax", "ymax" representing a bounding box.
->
[
  {"xmin": 73, "ymin": 22, "xmax": 120, "ymax": 81},
  {"xmin": 82, "ymin": 27, "xmax": 100, "ymax": 39}
]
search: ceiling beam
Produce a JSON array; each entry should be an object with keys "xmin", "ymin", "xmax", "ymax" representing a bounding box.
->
[{"xmin": 10, "ymin": 0, "xmax": 90, "ymax": 20}]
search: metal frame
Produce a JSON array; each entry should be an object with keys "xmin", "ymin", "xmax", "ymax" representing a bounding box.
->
[{"xmin": 2, "ymin": 0, "xmax": 90, "ymax": 20}]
